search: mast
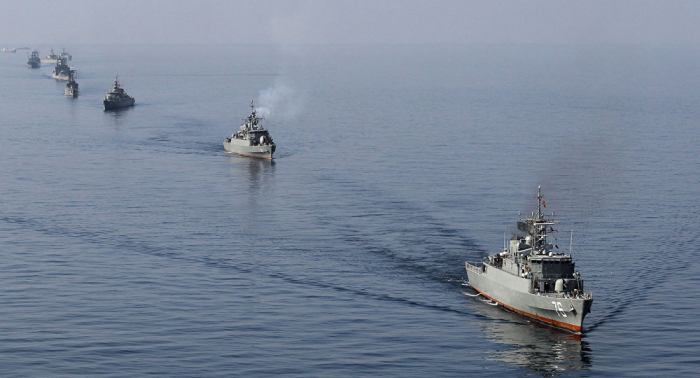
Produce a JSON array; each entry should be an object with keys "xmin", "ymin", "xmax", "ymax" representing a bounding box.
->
[
  {"xmin": 244, "ymin": 100, "xmax": 265, "ymax": 130},
  {"xmin": 537, "ymin": 185, "xmax": 543, "ymax": 220},
  {"xmin": 516, "ymin": 186, "xmax": 558, "ymax": 254},
  {"xmin": 569, "ymin": 230, "xmax": 573, "ymax": 255}
]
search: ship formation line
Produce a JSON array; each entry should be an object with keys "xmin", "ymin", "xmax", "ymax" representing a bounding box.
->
[{"xmin": 26, "ymin": 48, "xmax": 279, "ymax": 159}]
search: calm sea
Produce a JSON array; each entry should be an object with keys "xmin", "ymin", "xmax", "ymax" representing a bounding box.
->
[{"xmin": 0, "ymin": 44, "xmax": 698, "ymax": 377}]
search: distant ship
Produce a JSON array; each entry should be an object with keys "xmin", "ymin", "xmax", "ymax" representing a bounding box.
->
[
  {"xmin": 41, "ymin": 49, "xmax": 59, "ymax": 64},
  {"xmin": 465, "ymin": 186, "xmax": 593, "ymax": 333},
  {"xmin": 59, "ymin": 47, "xmax": 72, "ymax": 61},
  {"xmin": 1, "ymin": 47, "xmax": 17, "ymax": 53},
  {"xmin": 103, "ymin": 75, "xmax": 135, "ymax": 110},
  {"xmin": 64, "ymin": 69, "xmax": 78, "ymax": 97},
  {"xmin": 223, "ymin": 101, "xmax": 276, "ymax": 159},
  {"xmin": 52, "ymin": 56, "xmax": 71, "ymax": 80},
  {"xmin": 27, "ymin": 50, "xmax": 41, "ymax": 68}
]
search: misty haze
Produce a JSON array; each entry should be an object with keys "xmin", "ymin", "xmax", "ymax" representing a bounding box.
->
[{"xmin": 1, "ymin": 1, "xmax": 699, "ymax": 377}]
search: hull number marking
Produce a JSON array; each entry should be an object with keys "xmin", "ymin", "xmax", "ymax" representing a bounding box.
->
[{"xmin": 552, "ymin": 301, "xmax": 568, "ymax": 317}]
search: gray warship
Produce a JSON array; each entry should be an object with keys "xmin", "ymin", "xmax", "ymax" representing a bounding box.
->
[
  {"xmin": 64, "ymin": 69, "xmax": 78, "ymax": 97},
  {"xmin": 60, "ymin": 47, "xmax": 72, "ymax": 61},
  {"xmin": 103, "ymin": 75, "xmax": 135, "ymax": 110},
  {"xmin": 465, "ymin": 186, "xmax": 593, "ymax": 333},
  {"xmin": 27, "ymin": 50, "xmax": 41, "ymax": 68},
  {"xmin": 223, "ymin": 101, "xmax": 276, "ymax": 159},
  {"xmin": 41, "ymin": 48, "xmax": 59, "ymax": 64},
  {"xmin": 52, "ymin": 56, "xmax": 71, "ymax": 80}
]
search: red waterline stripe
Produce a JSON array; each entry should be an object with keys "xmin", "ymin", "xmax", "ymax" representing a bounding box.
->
[{"xmin": 472, "ymin": 287, "xmax": 581, "ymax": 333}]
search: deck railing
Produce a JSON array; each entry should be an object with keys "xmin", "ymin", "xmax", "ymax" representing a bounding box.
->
[
  {"xmin": 465, "ymin": 262, "xmax": 483, "ymax": 274},
  {"xmin": 538, "ymin": 291, "xmax": 593, "ymax": 300}
]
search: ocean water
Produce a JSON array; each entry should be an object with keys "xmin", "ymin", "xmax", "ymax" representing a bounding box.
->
[{"xmin": 0, "ymin": 44, "xmax": 698, "ymax": 377}]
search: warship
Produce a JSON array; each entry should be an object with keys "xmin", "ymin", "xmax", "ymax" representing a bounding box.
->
[
  {"xmin": 52, "ymin": 56, "xmax": 71, "ymax": 80},
  {"xmin": 223, "ymin": 101, "xmax": 276, "ymax": 159},
  {"xmin": 60, "ymin": 47, "xmax": 72, "ymax": 61},
  {"xmin": 465, "ymin": 186, "xmax": 593, "ymax": 333},
  {"xmin": 64, "ymin": 69, "xmax": 78, "ymax": 97},
  {"xmin": 41, "ymin": 49, "xmax": 59, "ymax": 64},
  {"xmin": 103, "ymin": 75, "xmax": 135, "ymax": 110},
  {"xmin": 27, "ymin": 50, "xmax": 41, "ymax": 68}
]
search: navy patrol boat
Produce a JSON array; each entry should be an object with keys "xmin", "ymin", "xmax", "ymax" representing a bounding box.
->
[
  {"xmin": 41, "ymin": 48, "xmax": 59, "ymax": 64},
  {"xmin": 59, "ymin": 47, "xmax": 72, "ymax": 61},
  {"xmin": 466, "ymin": 186, "xmax": 593, "ymax": 333},
  {"xmin": 223, "ymin": 101, "xmax": 276, "ymax": 159},
  {"xmin": 103, "ymin": 75, "xmax": 135, "ymax": 110},
  {"xmin": 52, "ymin": 56, "xmax": 71, "ymax": 80},
  {"xmin": 27, "ymin": 50, "xmax": 41, "ymax": 68},
  {"xmin": 64, "ymin": 69, "xmax": 78, "ymax": 97}
]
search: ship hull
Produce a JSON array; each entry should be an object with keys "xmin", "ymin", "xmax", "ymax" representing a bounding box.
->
[
  {"xmin": 65, "ymin": 88, "xmax": 78, "ymax": 97},
  {"xmin": 53, "ymin": 72, "xmax": 69, "ymax": 81},
  {"xmin": 27, "ymin": 62, "xmax": 40, "ymax": 68},
  {"xmin": 466, "ymin": 262, "xmax": 592, "ymax": 333},
  {"xmin": 103, "ymin": 99, "xmax": 135, "ymax": 110},
  {"xmin": 223, "ymin": 140, "xmax": 275, "ymax": 159}
]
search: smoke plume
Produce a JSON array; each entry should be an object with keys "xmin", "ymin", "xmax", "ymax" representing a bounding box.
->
[{"xmin": 255, "ymin": 81, "xmax": 303, "ymax": 121}]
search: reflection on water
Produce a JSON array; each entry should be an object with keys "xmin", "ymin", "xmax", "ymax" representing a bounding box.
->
[
  {"xmin": 226, "ymin": 154, "xmax": 275, "ymax": 186},
  {"xmin": 103, "ymin": 105, "xmax": 135, "ymax": 129},
  {"xmin": 226, "ymin": 155, "xmax": 276, "ymax": 225},
  {"xmin": 66, "ymin": 94, "xmax": 79, "ymax": 118},
  {"xmin": 471, "ymin": 299, "xmax": 592, "ymax": 376}
]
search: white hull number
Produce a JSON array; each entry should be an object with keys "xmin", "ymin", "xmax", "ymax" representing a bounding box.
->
[{"xmin": 552, "ymin": 301, "xmax": 568, "ymax": 317}]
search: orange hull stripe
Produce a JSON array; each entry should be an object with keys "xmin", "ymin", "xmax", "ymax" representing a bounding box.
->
[{"xmin": 473, "ymin": 287, "xmax": 581, "ymax": 333}]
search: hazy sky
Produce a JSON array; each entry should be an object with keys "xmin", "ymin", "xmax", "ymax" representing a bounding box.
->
[{"xmin": 3, "ymin": 0, "xmax": 699, "ymax": 45}]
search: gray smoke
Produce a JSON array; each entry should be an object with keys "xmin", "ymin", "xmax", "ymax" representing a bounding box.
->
[{"xmin": 255, "ymin": 81, "xmax": 303, "ymax": 121}]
